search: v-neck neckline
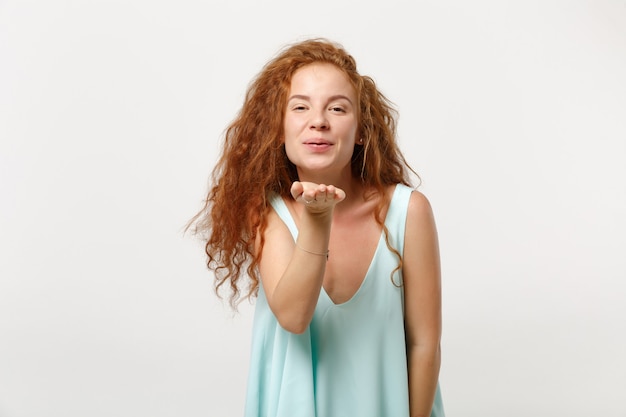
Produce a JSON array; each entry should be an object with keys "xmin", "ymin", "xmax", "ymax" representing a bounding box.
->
[{"xmin": 320, "ymin": 232, "xmax": 384, "ymax": 306}]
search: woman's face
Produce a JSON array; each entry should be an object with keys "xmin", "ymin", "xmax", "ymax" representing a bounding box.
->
[{"xmin": 283, "ymin": 63, "xmax": 358, "ymax": 180}]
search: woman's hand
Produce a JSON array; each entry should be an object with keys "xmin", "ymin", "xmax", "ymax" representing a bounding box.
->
[{"xmin": 290, "ymin": 181, "xmax": 346, "ymax": 214}]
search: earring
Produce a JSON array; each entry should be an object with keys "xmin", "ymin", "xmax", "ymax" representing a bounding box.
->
[{"xmin": 358, "ymin": 138, "xmax": 364, "ymax": 144}]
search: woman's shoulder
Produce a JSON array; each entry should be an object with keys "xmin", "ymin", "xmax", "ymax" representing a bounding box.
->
[
  {"xmin": 384, "ymin": 183, "xmax": 435, "ymax": 226},
  {"xmin": 388, "ymin": 183, "xmax": 430, "ymax": 207},
  {"xmin": 404, "ymin": 187, "xmax": 437, "ymax": 238},
  {"xmin": 406, "ymin": 186, "xmax": 430, "ymax": 204}
]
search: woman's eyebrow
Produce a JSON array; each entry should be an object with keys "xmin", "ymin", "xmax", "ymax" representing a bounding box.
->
[
  {"xmin": 287, "ymin": 94, "xmax": 310, "ymax": 102},
  {"xmin": 328, "ymin": 95, "xmax": 353, "ymax": 104},
  {"xmin": 287, "ymin": 94, "xmax": 353, "ymax": 104}
]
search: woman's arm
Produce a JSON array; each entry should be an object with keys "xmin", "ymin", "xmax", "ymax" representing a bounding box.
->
[
  {"xmin": 256, "ymin": 182, "xmax": 345, "ymax": 334},
  {"xmin": 403, "ymin": 191, "xmax": 442, "ymax": 417}
]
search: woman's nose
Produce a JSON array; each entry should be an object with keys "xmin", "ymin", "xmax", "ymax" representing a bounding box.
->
[{"xmin": 309, "ymin": 110, "xmax": 329, "ymax": 130}]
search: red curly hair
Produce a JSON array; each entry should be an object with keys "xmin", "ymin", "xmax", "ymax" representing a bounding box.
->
[{"xmin": 188, "ymin": 38, "xmax": 417, "ymax": 306}]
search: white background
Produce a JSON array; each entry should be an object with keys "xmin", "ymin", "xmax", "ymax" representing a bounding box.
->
[{"xmin": 1, "ymin": 1, "xmax": 625, "ymax": 416}]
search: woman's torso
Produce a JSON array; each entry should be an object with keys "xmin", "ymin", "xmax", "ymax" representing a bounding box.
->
[{"xmin": 244, "ymin": 184, "xmax": 426, "ymax": 417}]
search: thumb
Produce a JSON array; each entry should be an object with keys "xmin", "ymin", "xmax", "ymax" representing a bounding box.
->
[{"xmin": 290, "ymin": 181, "xmax": 304, "ymax": 200}]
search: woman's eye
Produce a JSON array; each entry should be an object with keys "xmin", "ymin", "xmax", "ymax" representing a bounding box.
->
[
  {"xmin": 330, "ymin": 106, "xmax": 345, "ymax": 112},
  {"xmin": 293, "ymin": 105, "xmax": 307, "ymax": 111}
]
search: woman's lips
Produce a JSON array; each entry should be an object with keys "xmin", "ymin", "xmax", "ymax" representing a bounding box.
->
[{"xmin": 304, "ymin": 139, "xmax": 332, "ymax": 152}]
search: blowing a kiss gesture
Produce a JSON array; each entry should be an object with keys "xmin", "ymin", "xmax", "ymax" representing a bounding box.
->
[{"xmin": 291, "ymin": 181, "xmax": 346, "ymax": 214}]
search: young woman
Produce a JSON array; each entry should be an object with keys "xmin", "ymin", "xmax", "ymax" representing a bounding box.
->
[{"xmin": 190, "ymin": 38, "xmax": 445, "ymax": 417}]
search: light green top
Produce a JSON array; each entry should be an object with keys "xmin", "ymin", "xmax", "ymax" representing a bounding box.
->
[{"xmin": 244, "ymin": 184, "xmax": 445, "ymax": 417}]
